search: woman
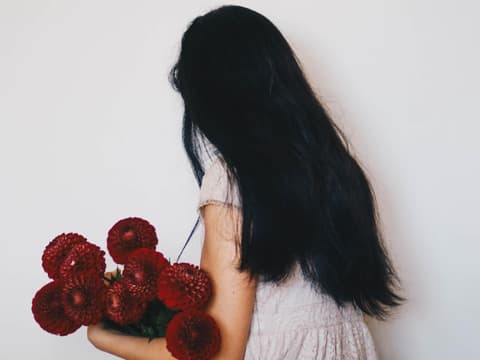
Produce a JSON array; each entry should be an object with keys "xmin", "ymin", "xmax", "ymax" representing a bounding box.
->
[{"xmin": 88, "ymin": 4, "xmax": 405, "ymax": 359}]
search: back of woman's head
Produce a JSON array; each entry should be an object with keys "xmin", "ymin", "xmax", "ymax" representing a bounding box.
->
[{"xmin": 170, "ymin": 4, "xmax": 405, "ymax": 320}]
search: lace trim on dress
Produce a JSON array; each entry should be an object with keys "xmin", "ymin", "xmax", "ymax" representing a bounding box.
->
[{"xmin": 197, "ymin": 156, "xmax": 242, "ymax": 222}]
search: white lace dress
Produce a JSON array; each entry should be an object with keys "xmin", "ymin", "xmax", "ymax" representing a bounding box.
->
[{"xmin": 197, "ymin": 156, "xmax": 379, "ymax": 360}]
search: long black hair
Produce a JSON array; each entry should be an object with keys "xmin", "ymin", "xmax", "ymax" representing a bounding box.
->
[{"xmin": 169, "ymin": 4, "xmax": 405, "ymax": 320}]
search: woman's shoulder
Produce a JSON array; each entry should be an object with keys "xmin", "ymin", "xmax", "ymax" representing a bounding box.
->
[{"xmin": 197, "ymin": 156, "xmax": 242, "ymax": 220}]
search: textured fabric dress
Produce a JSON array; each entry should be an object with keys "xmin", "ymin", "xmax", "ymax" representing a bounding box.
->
[{"xmin": 197, "ymin": 156, "xmax": 379, "ymax": 360}]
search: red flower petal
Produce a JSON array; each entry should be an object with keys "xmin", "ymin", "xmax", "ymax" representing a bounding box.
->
[
  {"xmin": 107, "ymin": 217, "xmax": 158, "ymax": 264},
  {"xmin": 61, "ymin": 273, "xmax": 107, "ymax": 326},
  {"xmin": 59, "ymin": 242, "xmax": 106, "ymax": 280},
  {"xmin": 123, "ymin": 248, "xmax": 170, "ymax": 302},
  {"xmin": 105, "ymin": 280, "xmax": 147, "ymax": 325},
  {"xmin": 166, "ymin": 309, "xmax": 221, "ymax": 360},
  {"xmin": 41, "ymin": 233, "xmax": 88, "ymax": 279},
  {"xmin": 32, "ymin": 280, "xmax": 81, "ymax": 336},
  {"xmin": 157, "ymin": 263, "xmax": 212, "ymax": 311}
]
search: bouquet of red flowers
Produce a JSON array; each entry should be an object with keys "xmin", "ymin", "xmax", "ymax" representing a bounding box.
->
[{"xmin": 32, "ymin": 217, "xmax": 221, "ymax": 360}]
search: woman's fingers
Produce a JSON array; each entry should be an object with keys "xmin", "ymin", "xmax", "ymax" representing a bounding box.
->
[{"xmin": 103, "ymin": 268, "xmax": 122, "ymax": 285}]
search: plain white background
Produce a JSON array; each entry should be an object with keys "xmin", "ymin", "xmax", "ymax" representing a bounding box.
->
[{"xmin": 1, "ymin": 1, "xmax": 478, "ymax": 359}]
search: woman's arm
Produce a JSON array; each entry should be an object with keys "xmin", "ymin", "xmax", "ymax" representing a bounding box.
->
[
  {"xmin": 199, "ymin": 202, "xmax": 257, "ymax": 360},
  {"xmin": 87, "ymin": 202, "xmax": 256, "ymax": 360}
]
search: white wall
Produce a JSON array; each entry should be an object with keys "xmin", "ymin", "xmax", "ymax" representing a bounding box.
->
[{"xmin": 1, "ymin": 1, "xmax": 478, "ymax": 359}]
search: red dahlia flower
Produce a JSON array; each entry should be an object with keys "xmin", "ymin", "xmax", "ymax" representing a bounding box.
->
[
  {"xmin": 32, "ymin": 280, "xmax": 81, "ymax": 336},
  {"xmin": 105, "ymin": 280, "xmax": 147, "ymax": 325},
  {"xmin": 61, "ymin": 273, "xmax": 107, "ymax": 326},
  {"xmin": 41, "ymin": 233, "xmax": 87, "ymax": 279},
  {"xmin": 123, "ymin": 248, "xmax": 169, "ymax": 301},
  {"xmin": 59, "ymin": 241, "xmax": 106, "ymax": 280},
  {"xmin": 166, "ymin": 309, "xmax": 221, "ymax": 360},
  {"xmin": 157, "ymin": 263, "xmax": 212, "ymax": 311},
  {"xmin": 107, "ymin": 217, "xmax": 158, "ymax": 264}
]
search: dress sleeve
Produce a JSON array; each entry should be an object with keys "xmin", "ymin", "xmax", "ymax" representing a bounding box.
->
[{"xmin": 197, "ymin": 157, "xmax": 242, "ymax": 222}]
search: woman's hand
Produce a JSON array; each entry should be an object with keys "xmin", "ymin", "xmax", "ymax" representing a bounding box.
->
[
  {"xmin": 103, "ymin": 269, "xmax": 122, "ymax": 285},
  {"xmin": 87, "ymin": 322, "xmax": 117, "ymax": 352},
  {"xmin": 87, "ymin": 322, "xmax": 176, "ymax": 360},
  {"xmin": 87, "ymin": 271, "xmax": 176, "ymax": 360}
]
